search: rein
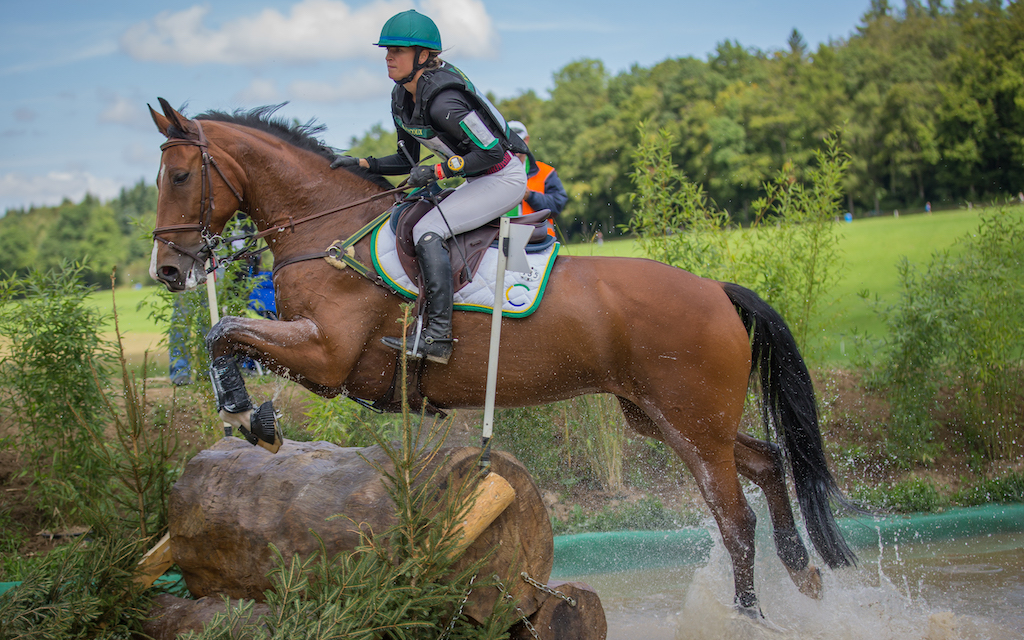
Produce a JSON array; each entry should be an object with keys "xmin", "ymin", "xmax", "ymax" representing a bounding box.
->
[{"xmin": 252, "ymin": 186, "xmax": 406, "ymax": 243}]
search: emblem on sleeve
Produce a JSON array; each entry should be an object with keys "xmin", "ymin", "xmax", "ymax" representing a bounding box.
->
[{"xmin": 447, "ymin": 155, "xmax": 466, "ymax": 174}]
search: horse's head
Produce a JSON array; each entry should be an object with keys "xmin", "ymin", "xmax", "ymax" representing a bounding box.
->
[{"xmin": 149, "ymin": 98, "xmax": 244, "ymax": 291}]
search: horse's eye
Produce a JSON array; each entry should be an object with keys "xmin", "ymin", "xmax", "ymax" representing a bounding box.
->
[{"xmin": 172, "ymin": 172, "xmax": 190, "ymax": 185}]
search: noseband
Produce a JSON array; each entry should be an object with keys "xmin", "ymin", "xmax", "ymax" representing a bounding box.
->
[{"xmin": 153, "ymin": 120, "xmax": 244, "ymax": 269}]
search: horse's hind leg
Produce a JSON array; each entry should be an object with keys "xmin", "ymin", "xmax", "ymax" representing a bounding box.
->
[
  {"xmin": 618, "ymin": 398, "xmax": 760, "ymax": 614},
  {"xmin": 734, "ymin": 433, "xmax": 822, "ymax": 599}
]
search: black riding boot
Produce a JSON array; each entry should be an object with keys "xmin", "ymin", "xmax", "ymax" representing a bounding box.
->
[{"xmin": 381, "ymin": 232, "xmax": 454, "ymax": 364}]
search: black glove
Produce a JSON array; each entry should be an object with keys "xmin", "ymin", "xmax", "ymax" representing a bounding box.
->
[
  {"xmin": 408, "ymin": 164, "xmax": 438, "ymax": 188},
  {"xmin": 330, "ymin": 155, "xmax": 359, "ymax": 169}
]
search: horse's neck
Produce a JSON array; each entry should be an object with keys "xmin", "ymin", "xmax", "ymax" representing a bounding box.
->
[{"xmin": 241, "ymin": 152, "xmax": 389, "ymax": 261}]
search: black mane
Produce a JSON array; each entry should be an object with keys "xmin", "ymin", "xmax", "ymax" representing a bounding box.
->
[{"xmin": 195, "ymin": 104, "xmax": 393, "ymax": 191}]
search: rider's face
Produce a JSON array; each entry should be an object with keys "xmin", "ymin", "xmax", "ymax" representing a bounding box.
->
[{"xmin": 385, "ymin": 46, "xmax": 416, "ymax": 83}]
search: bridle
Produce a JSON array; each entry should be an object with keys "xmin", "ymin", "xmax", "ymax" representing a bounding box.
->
[{"xmin": 152, "ymin": 119, "xmax": 244, "ymax": 269}]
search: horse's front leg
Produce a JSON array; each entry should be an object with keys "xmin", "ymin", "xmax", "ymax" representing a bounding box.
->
[{"xmin": 204, "ymin": 315, "xmax": 341, "ymax": 453}]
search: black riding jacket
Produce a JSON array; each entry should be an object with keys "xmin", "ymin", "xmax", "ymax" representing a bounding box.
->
[{"xmin": 367, "ymin": 62, "xmax": 528, "ymax": 178}]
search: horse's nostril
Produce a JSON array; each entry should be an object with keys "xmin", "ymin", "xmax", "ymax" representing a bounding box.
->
[{"xmin": 160, "ymin": 266, "xmax": 179, "ymax": 278}]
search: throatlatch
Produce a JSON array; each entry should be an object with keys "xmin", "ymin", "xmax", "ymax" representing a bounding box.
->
[{"xmin": 209, "ymin": 355, "xmax": 283, "ymax": 453}]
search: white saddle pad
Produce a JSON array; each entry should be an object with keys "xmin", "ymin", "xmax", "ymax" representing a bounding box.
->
[{"xmin": 370, "ymin": 222, "xmax": 559, "ymax": 318}]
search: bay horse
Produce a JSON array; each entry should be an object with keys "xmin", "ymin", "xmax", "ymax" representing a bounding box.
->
[{"xmin": 148, "ymin": 98, "xmax": 854, "ymax": 615}]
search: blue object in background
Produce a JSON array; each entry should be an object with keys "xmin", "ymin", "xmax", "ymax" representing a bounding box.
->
[
  {"xmin": 248, "ymin": 271, "xmax": 276, "ymax": 319},
  {"xmin": 238, "ymin": 271, "xmax": 276, "ymax": 375}
]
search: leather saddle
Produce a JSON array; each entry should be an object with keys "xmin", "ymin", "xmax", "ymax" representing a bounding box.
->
[{"xmin": 390, "ymin": 190, "xmax": 555, "ymax": 293}]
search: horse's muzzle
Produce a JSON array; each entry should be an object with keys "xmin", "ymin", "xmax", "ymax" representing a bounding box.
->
[
  {"xmin": 155, "ymin": 264, "xmax": 207, "ymax": 292},
  {"xmin": 150, "ymin": 240, "xmax": 208, "ymax": 291}
]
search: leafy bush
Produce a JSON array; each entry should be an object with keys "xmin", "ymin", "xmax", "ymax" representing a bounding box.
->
[
  {"xmin": 493, "ymin": 404, "xmax": 572, "ymax": 489},
  {"xmin": 954, "ymin": 472, "xmax": 1024, "ymax": 506},
  {"xmin": 628, "ymin": 121, "xmax": 731, "ymax": 276},
  {"xmin": 742, "ymin": 134, "xmax": 847, "ymax": 352},
  {"xmin": 0, "ymin": 265, "xmax": 185, "ymax": 537},
  {"xmin": 850, "ymin": 476, "xmax": 943, "ymax": 513},
  {"xmin": 301, "ymin": 394, "xmax": 405, "ymax": 447},
  {"xmin": 561, "ymin": 395, "xmax": 628, "ymax": 492},
  {"xmin": 0, "ymin": 261, "xmax": 114, "ymax": 522},
  {"xmin": 850, "ymin": 470, "xmax": 1024, "ymax": 514},
  {"xmin": 868, "ymin": 205, "xmax": 1024, "ymax": 463},
  {"xmin": 0, "ymin": 533, "xmax": 153, "ymax": 639}
]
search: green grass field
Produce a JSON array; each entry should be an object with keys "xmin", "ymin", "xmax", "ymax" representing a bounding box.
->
[
  {"xmin": 824, "ymin": 209, "xmax": 983, "ymax": 360},
  {"xmin": 83, "ymin": 284, "xmax": 171, "ymax": 369},
  {"xmin": 87, "ymin": 207, "xmax": 986, "ymax": 371}
]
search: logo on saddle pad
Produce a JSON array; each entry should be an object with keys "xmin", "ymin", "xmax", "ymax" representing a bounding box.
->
[{"xmin": 369, "ymin": 218, "xmax": 559, "ymax": 318}]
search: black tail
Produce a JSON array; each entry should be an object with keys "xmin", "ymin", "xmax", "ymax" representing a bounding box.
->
[{"xmin": 723, "ymin": 282, "xmax": 856, "ymax": 568}]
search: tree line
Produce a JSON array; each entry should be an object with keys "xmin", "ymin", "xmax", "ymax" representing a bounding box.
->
[
  {"xmin": 487, "ymin": 0, "xmax": 1023, "ymax": 237},
  {"xmin": 2, "ymin": 0, "xmax": 1020, "ymax": 280},
  {"xmin": 0, "ymin": 181, "xmax": 155, "ymax": 286}
]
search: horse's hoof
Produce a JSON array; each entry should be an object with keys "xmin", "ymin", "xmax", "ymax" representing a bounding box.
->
[
  {"xmin": 735, "ymin": 603, "xmax": 761, "ymax": 620},
  {"xmin": 251, "ymin": 401, "xmax": 283, "ymax": 454},
  {"xmin": 729, "ymin": 607, "xmax": 790, "ymax": 635},
  {"xmin": 733, "ymin": 593, "xmax": 762, "ymax": 620},
  {"xmin": 791, "ymin": 564, "xmax": 823, "ymax": 599}
]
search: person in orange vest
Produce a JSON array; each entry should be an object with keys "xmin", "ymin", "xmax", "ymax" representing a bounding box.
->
[{"xmin": 508, "ymin": 121, "xmax": 568, "ymax": 237}]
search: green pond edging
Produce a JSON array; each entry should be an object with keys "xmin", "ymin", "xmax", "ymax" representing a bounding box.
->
[
  {"xmin": 3, "ymin": 504, "xmax": 1022, "ymax": 595},
  {"xmin": 552, "ymin": 503, "xmax": 1024, "ymax": 577}
]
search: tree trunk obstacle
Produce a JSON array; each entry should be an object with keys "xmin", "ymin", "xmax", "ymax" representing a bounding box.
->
[{"xmin": 145, "ymin": 439, "xmax": 607, "ymax": 638}]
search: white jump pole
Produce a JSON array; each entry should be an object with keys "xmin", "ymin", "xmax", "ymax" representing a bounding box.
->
[
  {"xmin": 480, "ymin": 216, "xmax": 511, "ymax": 467},
  {"xmin": 206, "ymin": 259, "xmax": 220, "ymax": 325}
]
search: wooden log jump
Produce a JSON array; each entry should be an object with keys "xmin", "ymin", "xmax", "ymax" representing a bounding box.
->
[{"xmin": 167, "ymin": 440, "xmax": 554, "ymax": 624}]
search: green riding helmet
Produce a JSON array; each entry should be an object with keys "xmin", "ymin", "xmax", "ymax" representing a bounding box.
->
[{"xmin": 374, "ymin": 10, "xmax": 442, "ymax": 51}]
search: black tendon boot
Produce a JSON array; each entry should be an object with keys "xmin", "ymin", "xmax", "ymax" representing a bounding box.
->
[{"xmin": 382, "ymin": 232, "xmax": 455, "ymax": 364}]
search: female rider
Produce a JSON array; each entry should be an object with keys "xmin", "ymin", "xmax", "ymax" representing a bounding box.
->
[{"xmin": 331, "ymin": 10, "xmax": 528, "ymax": 365}]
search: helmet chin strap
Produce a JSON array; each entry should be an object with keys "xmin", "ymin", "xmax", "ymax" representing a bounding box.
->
[{"xmin": 394, "ymin": 46, "xmax": 429, "ymax": 85}]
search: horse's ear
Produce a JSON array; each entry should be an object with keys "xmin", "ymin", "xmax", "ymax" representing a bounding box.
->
[
  {"xmin": 149, "ymin": 103, "xmax": 171, "ymax": 137},
  {"xmin": 153, "ymin": 97, "xmax": 195, "ymax": 138}
]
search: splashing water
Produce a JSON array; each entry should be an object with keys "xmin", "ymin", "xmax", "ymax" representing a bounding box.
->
[{"xmin": 561, "ymin": 519, "xmax": 1024, "ymax": 640}]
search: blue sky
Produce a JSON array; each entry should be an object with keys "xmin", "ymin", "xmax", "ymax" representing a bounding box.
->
[{"xmin": 0, "ymin": 0, "xmax": 871, "ymax": 213}]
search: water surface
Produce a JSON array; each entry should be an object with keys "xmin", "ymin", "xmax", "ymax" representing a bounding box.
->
[{"xmin": 557, "ymin": 530, "xmax": 1024, "ymax": 639}]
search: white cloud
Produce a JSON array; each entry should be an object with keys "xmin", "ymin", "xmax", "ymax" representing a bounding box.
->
[
  {"xmin": 421, "ymin": 0, "xmax": 497, "ymax": 57},
  {"xmin": 120, "ymin": 0, "xmax": 498, "ymax": 65},
  {"xmin": 99, "ymin": 95, "xmax": 148, "ymax": 128},
  {"xmin": 290, "ymin": 67, "xmax": 394, "ymax": 102},
  {"xmin": 0, "ymin": 171, "xmax": 123, "ymax": 213},
  {"xmin": 236, "ymin": 78, "xmax": 282, "ymax": 103}
]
